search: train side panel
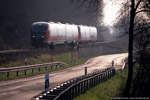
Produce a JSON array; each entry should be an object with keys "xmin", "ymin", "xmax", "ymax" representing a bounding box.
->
[
  {"xmin": 71, "ymin": 25, "xmax": 78, "ymax": 41},
  {"xmin": 90, "ymin": 27, "xmax": 97, "ymax": 40},
  {"xmin": 57, "ymin": 24, "xmax": 66, "ymax": 42},
  {"xmin": 79, "ymin": 26, "xmax": 91, "ymax": 41},
  {"xmin": 49, "ymin": 23, "xmax": 58, "ymax": 42}
]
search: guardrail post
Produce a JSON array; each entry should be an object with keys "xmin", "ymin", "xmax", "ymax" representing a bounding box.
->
[
  {"xmin": 81, "ymin": 81, "xmax": 83, "ymax": 94},
  {"xmin": 112, "ymin": 69, "xmax": 115, "ymax": 76},
  {"xmin": 102, "ymin": 74, "xmax": 104, "ymax": 82},
  {"xmin": 96, "ymin": 75, "xmax": 98, "ymax": 85},
  {"xmin": 66, "ymin": 90, "xmax": 69, "ymax": 100},
  {"xmin": 24, "ymin": 70, "xmax": 26, "ymax": 75},
  {"xmin": 97, "ymin": 75, "xmax": 99, "ymax": 84},
  {"xmin": 108, "ymin": 71, "xmax": 109, "ymax": 79},
  {"xmin": 106, "ymin": 71, "xmax": 108, "ymax": 80},
  {"xmin": 84, "ymin": 80, "xmax": 86, "ymax": 93},
  {"xmin": 96, "ymin": 76, "xmax": 97, "ymax": 85},
  {"xmin": 75, "ymin": 84, "xmax": 77, "ymax": 98},
  {"xmin": 92, "ymin": 78, "xmax": 94, "ymax": 87},
  {"xmin": 72, "ymin": 86, "xmax": 75, "ymax": 99},
  {"xmin": 99, "ymin": 74, "xmax": 101, "ymax": 83},
  {"xmin": 45, "ymin": 67, "xmax": 47, "ymax": 71},
  {"xmin": 16, "ymin": 71, "xmax": 19, "ymax": 76},
  {"xmin": 89, "ymin": 79, "xmax": 92, "ymax": 88},
  {"xmin": 108, "ymin": 70, "xmax": 109, "ymax": 79},
  {"xmin": 7, "ymin": 72, "xmax": 9, "ymax": 78},
  {"xmin": 94, "ymin": 77, "xmax": 96, "ymax": 86},
  {"xmin": 109, "ymin": 70, "xmax": 111, "ymax": 78},
  {"xmin": 90, "ymin": 78, "xmax": 92, "ymax": 88},
  {"xmin": 70, "ymin": 87, "xmax": 73, "ymax": 100},
  {"xmin": 39, "ymin": 67, "xmax": 41, "ymax": 72},
  {"xmin": 68, "ymin": 88, "xmax": 71, "ymax": 100},
  {"xmin": 56, "ymin": 65, "xmax": 57, "ymax": 69},
  {"xmin": 98, "ymin": 74, "xmax": 100, "ymax": 83},
  {"xmin": 104, "ymin": 72, "xmax": 106, "ymax": 81},
  {"xmin": 63, "ymin": 92, "xmax": 66, "ymax": 100},
  {"xmin": 32, "ymin": 69, "xmax": 34, "ymax": 73},
  {"xmin": 86, "ymin": 80, "xmax": 89, "ymax": 90},
  {"xmin": 78, "ymin": 82, "xmax": 80, "ymax": 96},
  {"xmin": 85, "ymin": 67, "xmax": 87, "ymax": 77}
]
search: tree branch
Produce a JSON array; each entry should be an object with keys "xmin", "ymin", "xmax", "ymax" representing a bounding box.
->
[
  {"xmin": 135, "ymin": 9, "xmax": 150, "ymax": 14},
  {"xmin": 135, "ymin": 0, "xmax": 142, "ymax": 11}
]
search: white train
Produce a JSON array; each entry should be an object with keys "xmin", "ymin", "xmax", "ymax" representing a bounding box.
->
[{"xmin": 31, "ymin": 22, "xmax": 97, "ymax": 48}]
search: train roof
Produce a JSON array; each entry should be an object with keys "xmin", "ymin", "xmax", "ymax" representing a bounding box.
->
[
  {"xmin": 32, "ymin": 22, "xmax": 49, "ymax": 25},
  {"xmin": 32, "ymin": 21, "xmax": 96, "ymax": 28}
]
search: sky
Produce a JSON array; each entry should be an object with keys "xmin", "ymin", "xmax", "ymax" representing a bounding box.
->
[{"xmin": 103, "ymin": 0, "xmax": 123, "ymax": 26}]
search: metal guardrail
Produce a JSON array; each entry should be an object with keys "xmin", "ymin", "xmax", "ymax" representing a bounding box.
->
[
  {"xmin": 0, "ymin": 62, "xmax": 68, "ymax": 78},
  {"xmin": 32, "ymin": 67, "xmax": 115, "ymax": 100}
]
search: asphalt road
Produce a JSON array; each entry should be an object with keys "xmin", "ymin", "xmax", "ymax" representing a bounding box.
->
[{"xmin": 0, "ymin": 53, "xmax": 128, "ymax": 100}]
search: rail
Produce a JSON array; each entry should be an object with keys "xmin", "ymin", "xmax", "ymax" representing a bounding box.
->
[
  {"xmin": 0, "ymin": 62, "xmax": 68, "ymax": 78},
  {"xmin": 32, "ymin": 67, "xmax": 115, "ymax": 100}
]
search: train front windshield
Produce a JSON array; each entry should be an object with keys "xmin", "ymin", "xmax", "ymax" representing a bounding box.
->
[{"xmin": 32, "ymin": 24, "xmax": 48, "ymax": 33}]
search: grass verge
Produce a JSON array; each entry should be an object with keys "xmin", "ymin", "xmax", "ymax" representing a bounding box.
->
[
  {"xmin": 74, "ymin": 68, "xmax": 128, "ymax": 100},
  {"xmin": 0, "ymin": 52, "xmax": 91, "ymax": 81}
]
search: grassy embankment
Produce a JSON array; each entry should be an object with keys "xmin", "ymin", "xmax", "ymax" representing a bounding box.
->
[
  {"xmin": 0, "ymin": 52, "xmax": 90, "ymax": 80},
  {"xmin": 74, "ymin": 68, "xmax": 128, "ymax": 100}
]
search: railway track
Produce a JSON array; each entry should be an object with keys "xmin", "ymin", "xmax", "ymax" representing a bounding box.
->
[{"xmin": 0, "ymin": 40, "xmax": 125, "ymax": 65}]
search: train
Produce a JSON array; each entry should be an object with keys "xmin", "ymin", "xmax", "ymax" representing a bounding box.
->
[{"xmin": 30, "ymin": 21, "xmax": 97, "ymax": 48}]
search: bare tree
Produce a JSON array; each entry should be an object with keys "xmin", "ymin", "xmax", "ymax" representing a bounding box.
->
[
  {"xmin": 123, "ymin": 0, "xmax": 150, "ymax": 97},
  {"xmin": 82, "ymin": 0, "xmax": 150, "ymax": 97},
  {"xmin": 132, "ymin": 20, "xmax": 150, "ymax": 97}
]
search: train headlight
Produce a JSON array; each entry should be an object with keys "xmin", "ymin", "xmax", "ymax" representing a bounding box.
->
[
  {"xmin": 32, "ymin": 36, "xmax": 35, "ymax": 38},
  {"xmin": 42, "ymin": 36, "xmax": 44, "ymax": 38}
]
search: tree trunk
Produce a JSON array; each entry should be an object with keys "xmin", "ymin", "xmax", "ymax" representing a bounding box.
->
[{"xmin": 124, "ymin": 0, "xmax": 135, "ymax": 97}]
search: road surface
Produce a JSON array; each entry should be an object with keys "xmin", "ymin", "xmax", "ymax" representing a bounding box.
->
[{"xmin": 0, "ymin": 53, "xmax": 128, "ymax": 100}]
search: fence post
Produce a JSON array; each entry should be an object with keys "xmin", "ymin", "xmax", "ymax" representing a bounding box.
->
[{"xmin": 51, "ymin": 66, "xmax": 53, "ymax": 70}]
